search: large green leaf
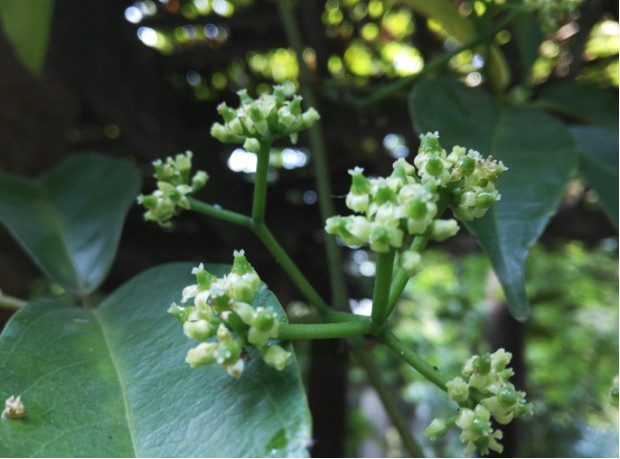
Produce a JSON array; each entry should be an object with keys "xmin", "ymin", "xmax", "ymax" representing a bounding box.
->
[
  {"xmin": 535, "ymin": 81, "xmax": 619, "ymax": 129},
  {"xmin": 571, "ymin": 125, "xmax": 619, "ymax": 229},
  {"xmin": 0, "ymin": 263, "xmax": 311, "ymax": 457},
  {"xmin": 410, "ymin": 78, "xmax": 577, "ymax": 318},
  {"xmin": 0, "ymin": 154, "xmax": 140, "ymax": 295},
  {"xmin": 0, "ymin": 0, "xmax": 55, "ymax": 76}
]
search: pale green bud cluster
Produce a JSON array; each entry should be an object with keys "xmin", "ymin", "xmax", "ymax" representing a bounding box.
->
[
  {"xmin": 210, "ymin": 86, "xmax": 320, "ymax": 150},
  {"xmin": 169, "ymin": 250, "xmax": 292, "ymax": 378},
  {"xmin": 325, "ymin": 132, "xmax": 506, "ymax": 260},
  {"xmin": 137, "ymin": 151, "xmax": 208, "ymax": 227},
  {"xmin": 424, "ymin": 348, "xmax": 533, "ymax": 457}
]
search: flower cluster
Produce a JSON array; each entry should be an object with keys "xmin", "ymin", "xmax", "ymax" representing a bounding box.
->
[
  {"xmin": 169, "ymin": 250, "xmax": 292, "ymax": 378},
  {"xmin": 2, "ymin": 395, "xmax": 25, "ymax": 420},
  {"xmin": 210, "ymin": 86, "xmax": 320, "ymax": 151},
  {"xmin": 325, "ymin": 132, "xmax": 506, "ymax": 261},
  {"xmin": 424, "ymin": 348, "xmax": 533, "ymax": 456},
  {"xmin": 137, "ymin": 151, "xmax": 208, "ymax": 227}
]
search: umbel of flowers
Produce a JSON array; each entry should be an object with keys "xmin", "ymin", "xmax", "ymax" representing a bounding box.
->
[
  {"xmin": 424, "ymin": 348, "xmax": 533, "ymax": 456},
  {"xmin": 137, "ymin": 151, "xmax": 208, "ymax": 227},
  {"xmin": 325, "ymin": 132, "xmax": 507, "ymax": 268},
  {"xmin": 210, "ymin": 85, "xmax": 320, "ymax": 150},
  {"xmin": 169, "ymin": 250, "xmax": 292, "ymax": 378}
]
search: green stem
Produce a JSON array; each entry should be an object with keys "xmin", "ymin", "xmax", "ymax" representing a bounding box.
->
[
  {"xmin": 277, "ymin": 0, "xmax": 348, "ymax": 310},
  {"xmin": 0, "ymin": 292, "xmax": 27, "ymax": 310},
  {"xmin": 252, "ymin": 222, "xmax": 331, "ymax": 317},
  {"xmin": 278, "ymin": 320, "xmax": 372, "ymax": 340},
  {"xmin": 188, "ymin": 198, "xmax": 252, "ymax": 227},
  {"xmin": 252, "ymin": 140, "xmax": 272, "ymax": 223},
  {"xmin": 387, "ymin": 235, "xmax": 430, "ymax": 315},
  {"xmin": 382, "ymin": 331, "xmax": 450, "ymax": 391},
  {"xmin": 351, "ymin": 341, "xmax": 425, "ymax": 457},
  {"xmin": 371, "ymin": 249, "xmax": 396, "ymax": 331}
]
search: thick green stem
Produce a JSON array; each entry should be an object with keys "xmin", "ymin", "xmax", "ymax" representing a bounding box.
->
[
  {"xmin": 278, "ymin": 320, "xmax": 372, "ymax": 340},
  {"xmin": 277, "ymin": 0, "xmax": 348, "ymax": 310},
  {"xmin": 188, "ymin": 198, "xmax": 252, "ymax": 227},
  {"xmin": 382, "ymin": 331, "xmax": 450, "ymax": 392},
  {"xmin": 371, "ymin": 249, "xmax": 396, "ymax": 330},
  {"xmin": 252, "ymin": 222, "xmax": 331, "ymax": 317},
  {"xmin": 387, "ymin": 235, "xmax": 430, "ymax": 315},
  {"xmin": 0, "ymin": 292, "xmax": 27, "ymax": 310},
  {"xmin": 351, "ymin": 342, "xmax": 425, "ymax": 457},
  {"xmin": 252, "ymin": 140, "xmax": 272, "ymax": 223}
]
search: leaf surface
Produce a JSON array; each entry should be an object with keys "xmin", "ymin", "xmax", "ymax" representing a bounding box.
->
[
  {"xmin": 571, "ymin": 125, "xmax": 619, "ymax": 229},
  {"xmin": 0, "ymin": 263, "xmax": 311, "ymax": 457},
  {"xmin": 0, "ymin": 0, "xmax": 54, "ymax": 75},
  {"xmin": 0, "ymin": 154, "xmax": 140, "ymax": 294},
  {"xmin": 410, "ymin": 78, "xmax": 576, "ymax": 318}
]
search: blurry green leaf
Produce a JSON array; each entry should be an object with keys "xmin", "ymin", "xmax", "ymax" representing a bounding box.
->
[
  {"xmin": 535, "ymin": 81, "xmax": 619, "ymax": 129},
  {"xmin": 571, "ymin": 125, "xmax": 619, "ymax": 229},
  {"xmin": 0, "ymin": 0, "xmax": 54, "ymax": 76},
  {"xmin": 410, "ymin": 78, "xmax": 576, "ymax": 318},
  {"xmin": 0, "ymin": 263, "xmax": 311, "ymax": 457},
  {"xmin": 511, "ymin": 13, "xmax": 544, "ymax": 84},
  {"xmin": 0, "ymin": 154, "xmax": 140, "ymax": 295}
]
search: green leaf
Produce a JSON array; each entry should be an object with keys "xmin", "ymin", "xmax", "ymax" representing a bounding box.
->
[
  {"xmin": 0, "ymin": 263, "xmax": 311, "ymax": 457},
  {"xmin": 535, "ymin": 81, "xmax": 619, "ymax": 129},
  {"xmin": 0, "ymin": 0, "xmax": 55, "ymax": 76},
  {"xmin": 410, "ymin": 78, "xmax": 577, "ymax": 318},
  {"xmin": 571, "ymin": 125, "xmax": 619, "ymax": 229},
  {"xmin": 0, "ymin": 154, "xmax": 140, "ymax": 295}
]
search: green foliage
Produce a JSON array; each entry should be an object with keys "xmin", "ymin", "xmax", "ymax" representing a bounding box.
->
[
  {"xmin": 0, "ymin": 263, "xmax": 311, "ymax": 457},
  {"xmin": 0, "ymin": 155, "xmax": 140, "ymax": 295},
  {"xmin": 0, "ymin": 0, "xmax": 54, "ymax": 75}
]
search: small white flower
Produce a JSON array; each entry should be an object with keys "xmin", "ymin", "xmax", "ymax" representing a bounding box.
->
[{"xmin": 2, "ymin": 395, "xmax": 25, "ymax": 420}]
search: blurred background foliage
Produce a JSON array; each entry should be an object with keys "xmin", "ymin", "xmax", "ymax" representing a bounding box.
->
[{"xmin": 0, "ymin": 0, "xmax": 617, "ymax": 457}]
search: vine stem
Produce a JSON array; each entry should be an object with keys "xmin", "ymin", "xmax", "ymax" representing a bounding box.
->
[
  {"xmin": 278, "ymin": 320, "xmax": 372, "ymax": 340},
  {"xmin": 0, "ymin": 292, "xmax": 27, "ymax": 310},
  {"xmin": 350, "ymin": 341, "xmax": 426, "ymax": 458},
  {"xmin": 276, "ymin": 0, "xmax": 348, "ymax": 310},
  {"xmin": 251, "ymin": 139, "xmax": 272, "ymax": 223},
  {"xmin": 188, "ymin": 198, "xmax": 252, "ymax": 228},
  {"xmin": 371, "ymin": 249, "xmax": 396, "ymax": 331},
  {"xmin": 387, "ymin": 235, "xmax": 430, "ymax": 315},
  {"xmin": 381, "ymin": 331, "xmax": 450, "ymax": 392}
]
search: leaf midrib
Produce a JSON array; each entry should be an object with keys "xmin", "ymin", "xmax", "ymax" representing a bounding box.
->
[{"xmin": 92, "ymin": 308, "xmax": 140, "ymax": 457}]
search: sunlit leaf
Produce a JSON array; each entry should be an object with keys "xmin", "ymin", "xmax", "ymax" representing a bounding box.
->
[
  {"xmin": 0, "ymin": 263, "xmax": 311, "ymax": 457},
  {"xmin": 0, "ymin": 0, "xmax": 55, "ymax": 75},
  {"xmin": 571, "ymin": 125, "xmax": 619, "ymax": 229},
  {"xmin": 410, "ymin": 78, "xmax": 577, "ymax": 318},
  {"xmin": 0, "ymin": 154, "xmax": 140, "ymax": 295}
]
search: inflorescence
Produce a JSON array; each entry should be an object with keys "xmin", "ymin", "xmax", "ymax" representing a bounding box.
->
[
  {"xmin": 325, "ymin": 132, "xmax": 506, "ymax": 273},
  {"xmin": 210, "ymin": 85, "xmax": 320, "ymax": 151},
  {"xmin": 137, "ymin": 151, "xmax": 208, "ymax": 227},
  {"xmin": 424, "ymin": 348, "xmax": 533, "ymax": 456},
  {"xmin": 169, "ymin": 250, "xmax": 292, "ymax": 378}
]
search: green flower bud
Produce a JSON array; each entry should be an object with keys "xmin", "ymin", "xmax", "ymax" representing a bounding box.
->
[
  {"xmin": 216, "ymin": 340, "xmax": 242, "ymax": 366},
  {"xmin": 232, "ymin": 301, "xmax": 255, "ymax": 325},
  {"xmin": 191, "ymin": 263, "xmax": 215, "ymax": 290},
  {"xmin": 418, "ymin": 131, "xmax": 442, "ymax": 154},
  {"xmin": 498, "ymin": 387, "xmax": 518, "ymax": 406},
  {"xmin": 237, "ymin": 89, "xmax": 252, "ymax": 105},
  {"xmin": 168, "ymin": 303, "xmax": 191, "ymax": 323},
  {"xmin": 217, "ymin": 103, "xmax": 237, "ymax": 123},
  {"xmin": 425, "ymin": 157, "xmax": 444, "ymax": 177},
  {"xmin": 400, "ymin": 250, "xmax": 422, "ymax": 276},
  {"xmin": 243, "ymin": 137, "xmax": 261, "ymax": 153},
  {"xmin": 429, "ymin": 219, "xmax": 459, "ymax": 242},
  {"xmin": 424, "ymin": 418, "xmax": 450, "ymax": 441},
  {"xmin": 185, "ymin": 342, "xmax": 218, "ymax": 368},
  {"xmin": 446, "ymin": 377, "xmax": 470, "ymax": 403},
  {"xmin": 253, "ymin": 307, "xmax": 277, "ymax": 332},
  {"xmin": 474, "ymin": 354, "xmax": 492, "ymax": 375},
  {"xmin": 263, "ymin": 344, "xmax": 292, "ymax": 371},
  {"xmin": 183, "ymin": 319, "xmax": 216, "ymax": 341},
  {"xmin": 191, "ymin": 170, "xmax": 209, "ymax": 191}
]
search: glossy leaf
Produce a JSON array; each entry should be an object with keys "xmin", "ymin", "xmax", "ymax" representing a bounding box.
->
[
  {"xmin": 571, "ymin": 125, "xmax": 619, "ymax": 229},
  {"xmin": 410, "ymin": 78, "xmax": 577, "ymax": 318},
  {"xmin": 0, "ymin": 154, "xmax": 140, "ymax": 295},
  {"xmin": 0, "ymin": 0, "xmax": 54, "ymax": 75},
  {"xmin": 0, "ymin": 263, "xmax": 311, "ymax": 457},
  {"xmin": 535, "ymin": 81, "xmax": 619, "ymax": 129}
]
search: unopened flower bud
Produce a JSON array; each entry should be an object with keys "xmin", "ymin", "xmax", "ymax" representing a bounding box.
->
[
  {"xmin": 263, "ymin": 344, "xmax": 292, "ymax": 371},
  {"xmin": 429, "ymin": 219, "xmax": 459, "ymax": 241},
  {"xmin": 185, "ymin": 342, "xmax": 218, "ymax": 368},
  {"xmin": 424, "ymin": 418, "xmax": 449, "ymax": 441},
  {"xmin": 446, "ymin": 377, "xmax": 470, "ymax": 402}
]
